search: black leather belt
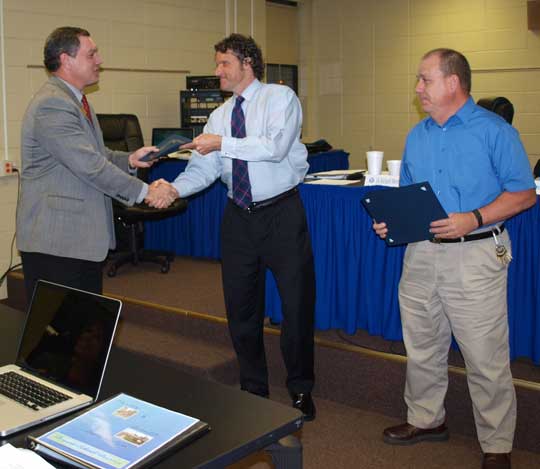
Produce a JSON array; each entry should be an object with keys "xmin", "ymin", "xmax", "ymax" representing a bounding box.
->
[
  {"xmin": 234, "ymin": 187, "xmax": 298, "ymax": 213},
  {"xmin": 430, "ymin": 224, "xmax": 504, "ymax": 244}
]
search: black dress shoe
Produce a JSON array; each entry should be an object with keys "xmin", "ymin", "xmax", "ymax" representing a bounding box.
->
[
  {"xmin": 383, "ymin": 422, "xmax": 449, "ymax": 445},
  {"xmin": 291, "ymin": 393, "xmax": 316, "ymax": 421},
  {"xmin": 482, "ymin": 453, "xmax": 511, "ymax": 469}
]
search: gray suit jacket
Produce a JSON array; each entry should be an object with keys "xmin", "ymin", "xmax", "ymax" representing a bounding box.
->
[{"xmin": 16, "ymin": 76, "xmax": 144, "ymax": 262}]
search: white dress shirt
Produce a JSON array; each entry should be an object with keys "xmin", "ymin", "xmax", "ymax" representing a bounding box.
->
[{"xmin": 172, "ymin": 79, "xmax": 308, "ymax": 202}]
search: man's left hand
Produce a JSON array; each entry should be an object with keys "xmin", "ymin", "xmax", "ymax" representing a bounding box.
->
[
  {"xmin": 430, "ymin": 212, "xmax": 478, "ymax": 239},
  {"xmin": 180, "ymin": 134, "xmax": 222, "ymax": 155},
  {"xmin": 129, "ymin": 146, "xmax": 158, "ymax": 168}
]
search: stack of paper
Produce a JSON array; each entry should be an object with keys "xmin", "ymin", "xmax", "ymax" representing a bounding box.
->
[
  {"xmin": 0, "ymin": 443, "xmax": 55, "ymax": 468},
  {"xmin": 307, "ymin": 169, "xmax": 366, "ymax": 180},
  {"xmin": 305, "ymin": 179, "xmax": 359, "ymax": 186},
  {"xmin": 304, "ymin": 169, "xmax": 365, "ymax": 185}
]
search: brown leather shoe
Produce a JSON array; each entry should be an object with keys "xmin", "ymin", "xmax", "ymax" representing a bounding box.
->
[
  {"xmin": 482, "ymin": 453, "xmax": 511, "ymax": 469},
  {"xmin": 383, "ymin": 422, "xmax": 449, "ymax": 445}
]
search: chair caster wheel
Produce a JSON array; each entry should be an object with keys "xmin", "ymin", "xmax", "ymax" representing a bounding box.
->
[
  {"xmin": 107, "ymin": 267, "xmax": 117, "ymax": 277},
  {"xmin": 160, "ymin": 262, "xmax": 170, "ymax": 274}
]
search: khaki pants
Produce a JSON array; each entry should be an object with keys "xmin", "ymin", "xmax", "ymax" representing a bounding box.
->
[{"xmin": 399, "ymin": 231, "xmax": 516, "ymax": 453}]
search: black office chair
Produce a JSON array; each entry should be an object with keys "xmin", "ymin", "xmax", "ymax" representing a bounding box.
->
[
  {"xmin": 96, "ymin": 114, "xmax": 187, "ymax": 276},
  {"xmin": 476, "ymin": 97, "xmax": 514, "ymax": 124}
]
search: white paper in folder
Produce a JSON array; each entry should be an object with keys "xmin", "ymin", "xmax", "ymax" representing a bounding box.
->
[{"xmin": 0, "ymin": 443, "xmax": 55, "ymax": 469}]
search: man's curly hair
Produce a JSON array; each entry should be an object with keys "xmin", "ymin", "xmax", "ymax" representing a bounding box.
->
[{"xmin": 214, "ymin": 34, "xmax": 265, "ymax": 80}]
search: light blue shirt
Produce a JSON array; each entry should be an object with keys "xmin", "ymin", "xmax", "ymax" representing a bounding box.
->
[
  {"xmin": 59, "ymin": 77, "xmax": 83, "ymax": 102},
  {"xmin": 401, "ymin": 96, "xmax": 535, "ymax": 214},
  {"xmin": 172, "ymin": 79, "xmax": 308, "ymax": 202}
]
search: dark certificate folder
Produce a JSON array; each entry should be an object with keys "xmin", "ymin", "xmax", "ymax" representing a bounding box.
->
[
  {"xmin": 361, "ymin": 181, "xmax": 448, "ymax": 246},
  {"xmin": 140, "ymin": 134, "xmax": 192, "ymax": 162}
]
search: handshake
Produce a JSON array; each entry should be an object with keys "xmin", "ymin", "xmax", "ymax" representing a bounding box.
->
[{"xmin": 145, "ymin": 179, "xmax": 179, "ymax": 209}]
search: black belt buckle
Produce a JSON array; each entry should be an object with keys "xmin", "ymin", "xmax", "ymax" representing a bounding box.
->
[{"xmin": 245, "ymin": 187, "xmax": 298, "ymax": 213}]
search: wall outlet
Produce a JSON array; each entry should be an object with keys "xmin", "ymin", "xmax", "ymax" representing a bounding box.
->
[{"xmin": 0, "ymin": 160, "xmax": 16, "ymax": 177}]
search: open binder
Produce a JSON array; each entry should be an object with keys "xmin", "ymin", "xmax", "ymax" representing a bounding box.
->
[
  {"xmin": 27, "ymin": 393, "xmax": 210, "ymax": 469},
  {"xmin": 361, "ymin": 181, "xmax": 448, "ymax": 246}
]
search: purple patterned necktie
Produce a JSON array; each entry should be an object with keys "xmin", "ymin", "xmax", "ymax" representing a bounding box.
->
[{"xmin": 231, "ymin": 96, "xmax": 252, "ymax": 208}]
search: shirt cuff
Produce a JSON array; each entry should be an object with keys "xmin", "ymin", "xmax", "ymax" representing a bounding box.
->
[
  {"xmin": 136, "ymin": 183, "xmax": 148, "ymax": 204},
  {"xmin": 220, "ymin": 136, "xmax": 236, "ymax": 158}
]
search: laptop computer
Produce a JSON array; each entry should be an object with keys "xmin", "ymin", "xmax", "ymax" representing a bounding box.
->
[{"xmin": 0, "ymin": 280, "xmax": 122, "ymax": 437}]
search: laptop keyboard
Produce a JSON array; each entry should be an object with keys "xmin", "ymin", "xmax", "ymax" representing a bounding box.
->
[{"xmin": 0, "ymin": 371, "xmax": 71, "ymax": 411}]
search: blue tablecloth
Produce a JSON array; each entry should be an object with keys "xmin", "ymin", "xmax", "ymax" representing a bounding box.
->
[
  {"xmin": 145, "ymin": 150, "xmax": 350, "ymax": 259},
  {"xmin": 145, "ymin": 154, "xmax": 540, "ymax": 364}
]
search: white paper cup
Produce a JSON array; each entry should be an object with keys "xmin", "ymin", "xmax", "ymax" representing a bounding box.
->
[
  {"xmin": 387, "ymin": 160, "xmax": 402, "ymax": 177},
  {"xmin": 366, "ymin": 151, "xmax": 384, "ymax": 175}
]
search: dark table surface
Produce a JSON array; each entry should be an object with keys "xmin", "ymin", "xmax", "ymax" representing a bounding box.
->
[{"xmin": 0, "ymin": 304, "xmax": 303, "ymax": 468}]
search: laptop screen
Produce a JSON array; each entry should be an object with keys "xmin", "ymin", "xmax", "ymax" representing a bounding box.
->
[
  {"xmin": 152, "ymin": 127, "xmax": 193, "ymax": 146},
  {"xmin": 15, "ymin": 281, "xmax": 121, "ymax": 398}
]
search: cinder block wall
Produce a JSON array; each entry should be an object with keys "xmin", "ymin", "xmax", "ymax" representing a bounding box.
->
[
  {"xmin": 0, "ymin": 0, "xmax": 266, "ymax": 298},
  {"xmin": 299, "ymin": 0, "xmax": 540, "ymax": 170}
]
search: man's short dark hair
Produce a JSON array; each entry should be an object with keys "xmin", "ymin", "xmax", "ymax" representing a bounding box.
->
[
  {"xmin": 214, "ymin": 33, "xmax": 265, "ymax": 81},
  {"xmin": 44, "ymin": 27, "xmax": 90, "ymax": 72},
  {"xmin": 423, "ymin": 48, "xmax": 472, "ymax": 94}
]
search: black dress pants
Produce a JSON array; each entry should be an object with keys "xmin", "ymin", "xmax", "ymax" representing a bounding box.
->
[
  {"xmin": 21, "ymin": 251, "xmax": 103, "ymax": 303},
  {"xmin": 221, "ymin": 192, "xmax": 316, "ymax": 397}
]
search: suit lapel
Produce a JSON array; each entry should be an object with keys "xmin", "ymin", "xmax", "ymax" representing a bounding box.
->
[{"xmin": 49, "ymin": 76, "xmax": 101, "ymax": 145}]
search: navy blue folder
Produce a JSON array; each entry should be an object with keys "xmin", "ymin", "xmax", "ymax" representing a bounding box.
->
[
  {"xmin": 361, "ymin": 182, "xmax": 448, "ymax": 246},
  {"xmin": 140, "ymin": 134, "xmax": 192, "ymax": 162}
]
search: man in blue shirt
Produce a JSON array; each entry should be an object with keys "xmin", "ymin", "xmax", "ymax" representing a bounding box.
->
[
  {"xmin": 161, "ymin": 34, "xmax": 316, "ymax": 420},
  {"xmin": 374, "ymin": 49, "xmax": 536, "ymax": 469}
]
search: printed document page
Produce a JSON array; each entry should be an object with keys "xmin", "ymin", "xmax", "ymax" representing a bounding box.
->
[{"xmin": 0, "ymin": 443, "xmax": 55, "ymax": 469}]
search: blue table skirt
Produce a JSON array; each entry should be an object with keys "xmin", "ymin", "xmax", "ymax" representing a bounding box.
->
[
  {"xmin": 145, "ymin": 155, "xmax": 540, "ymax": 364},
  {"xmin": 145, "ymin": 150, "xmax": 349, "ymax": 259}
]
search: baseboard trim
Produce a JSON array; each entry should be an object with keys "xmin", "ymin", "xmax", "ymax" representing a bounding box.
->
[
  {"xmin": 108, "ymin": 289, "xmax": 540, "ymax": 394},
  {"xmin": 9, "ymin": 270, "xmax": 540, "ymax": 393}
]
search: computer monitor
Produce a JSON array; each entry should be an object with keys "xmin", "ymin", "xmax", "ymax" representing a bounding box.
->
[{"xmin": 152, "ymin": 128, "xmax": 194, "ymax": 146}]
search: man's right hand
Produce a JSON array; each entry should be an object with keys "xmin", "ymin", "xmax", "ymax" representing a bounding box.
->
[
  {"xmin": 180, "ymin": 133, "xmax": 222, "ymax": 155},
  {"xmin": 373, "ymin": 221, "xmax": 388, "ymax": 239},
  {"xmin": 145, "ymin": 179, "xmax": 179, "ymax": 209},
  {"xmin": 129, "ymin": 146, "xmax": 159, "ymax": 168}
]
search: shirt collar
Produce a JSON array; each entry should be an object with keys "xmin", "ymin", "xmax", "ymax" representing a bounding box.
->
[
  {"xmin": 236, "ymin": 79, "xmax": 261, "ymax": 103},
  {"xmin": 57, "ymin": 76, "xmax": 84, "ymax": 102},
  {"xmin": 425, "ymin": 96, "xmax": 475, "ymax": 129}
]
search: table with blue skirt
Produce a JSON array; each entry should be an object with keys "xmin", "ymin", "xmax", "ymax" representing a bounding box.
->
[{"xmin": 144, "ymin": 150, "xmax": 540, "ymax": 364}]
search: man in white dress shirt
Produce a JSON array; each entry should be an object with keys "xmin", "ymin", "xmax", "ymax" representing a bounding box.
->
[{"xmin": 164, "ymin": 34, "xmax": 316, "ymax": 420}]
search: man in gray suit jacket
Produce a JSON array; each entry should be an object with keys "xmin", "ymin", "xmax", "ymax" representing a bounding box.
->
[{"xmin": 17, "ymin": 26, "xmax": 177, "ymax": 299}]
